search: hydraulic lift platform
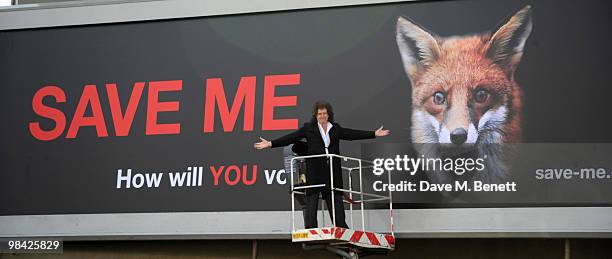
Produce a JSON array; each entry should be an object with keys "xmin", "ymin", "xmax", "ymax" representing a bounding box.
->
[
  {"xmin": 289, "ymin": 154, "xmax": 395, "ymax": 258},
  {"xmin": 292, "ymin": 227, "xmax": 395, "ymax": 249}
]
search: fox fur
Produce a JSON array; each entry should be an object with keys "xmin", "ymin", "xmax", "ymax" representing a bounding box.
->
[{"xmin": 396, "ymin": 5, "xmax": 533, "ymax": 184}]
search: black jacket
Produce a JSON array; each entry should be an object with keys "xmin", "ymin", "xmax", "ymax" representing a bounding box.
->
[{"xmin": 271, "ymin": 122, "xmax": 375, "ymax": 190}]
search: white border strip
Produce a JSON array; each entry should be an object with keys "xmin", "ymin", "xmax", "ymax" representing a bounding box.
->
[
  {"xmin": 1, "ymin": 208, "xmax": 611, "ymax": 239},
  {"xmin": 0, "ymin": 0, "xmax": 413, "ymax": 30}
]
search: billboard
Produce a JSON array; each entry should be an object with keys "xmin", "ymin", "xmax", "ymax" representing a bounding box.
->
[{"xmin": 0, "ymin": 0, "xmax": 611, "ymax": 237}]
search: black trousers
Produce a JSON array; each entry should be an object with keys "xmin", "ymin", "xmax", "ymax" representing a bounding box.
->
[{"xmin": 304, "ymin": 189, "xmax": 348, "ymax": 229}]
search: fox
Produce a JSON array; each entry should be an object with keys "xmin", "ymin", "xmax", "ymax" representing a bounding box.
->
[{"xmin": 396, "ymin": 5, "xmax": 532, "ymax": 184}]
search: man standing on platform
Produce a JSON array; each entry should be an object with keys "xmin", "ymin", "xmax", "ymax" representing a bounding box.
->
[{"xmin": 254, "ymin": 101, "xmax": 390, "ymax": 229}]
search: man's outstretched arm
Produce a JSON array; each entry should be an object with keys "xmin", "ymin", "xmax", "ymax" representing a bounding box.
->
[
  {"xmin": 254, "ymin": 126, "xmax": 306, "ymax": 149},
  {"xmin": 339, "ymin": 125, "xmax": 390, "ymax": 140}
]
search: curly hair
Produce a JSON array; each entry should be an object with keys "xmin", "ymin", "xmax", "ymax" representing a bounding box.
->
[{"xmin": 311, "ymin": 101, "xmax": 334, "ymax": 123}]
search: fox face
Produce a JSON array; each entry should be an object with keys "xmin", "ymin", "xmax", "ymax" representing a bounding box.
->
[{"xmin": 396, "ymin": 5, "xmax": 532, "ymax": 146}]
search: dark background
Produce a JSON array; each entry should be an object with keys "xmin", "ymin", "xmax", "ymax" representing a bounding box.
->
[{"xmin": 0, "ymin": 0, "xmax": 611, "ymax": 215}]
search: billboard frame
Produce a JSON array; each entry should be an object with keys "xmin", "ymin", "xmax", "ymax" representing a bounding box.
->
[{"xmin": 0, "ymin": 0, "xmax": 610, "ymax": 239}]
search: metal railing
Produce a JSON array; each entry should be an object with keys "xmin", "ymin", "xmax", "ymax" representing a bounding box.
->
[{"xmin": 290, "ymin": 153, "xmax": 394, "ymax": 238}]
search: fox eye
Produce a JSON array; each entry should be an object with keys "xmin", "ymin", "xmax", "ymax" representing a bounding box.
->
[
  {"xmin": 474, "ymin": 89, "xmax": 488, "ymax": 103},
  {"xmin": 433, "ymin": 91, "xmax": 446, "ymax": 105}
]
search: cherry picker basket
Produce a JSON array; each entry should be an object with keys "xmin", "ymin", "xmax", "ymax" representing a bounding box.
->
[{"xmin": 289, "ymin": 154, "xmax": 395, "ymax": 255}]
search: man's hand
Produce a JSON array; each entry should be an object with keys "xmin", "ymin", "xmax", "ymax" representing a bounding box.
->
[
  {"xmin": 254, "ymin": 137, "xmax": 272, "ymax": 149},
  {"xmin": 375, "ymin": 126, "xmax": 390, "ymax": 137}
]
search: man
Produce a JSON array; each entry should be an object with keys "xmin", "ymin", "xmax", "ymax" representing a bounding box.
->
[{"xmin": 254, "ymin": 101, "xmax": 390, "ymax": 229}]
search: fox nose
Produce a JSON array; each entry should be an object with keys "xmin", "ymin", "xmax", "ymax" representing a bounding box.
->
[{"xmin": 450, "ymin": 128, "xmax": 467, "ymax": 145}]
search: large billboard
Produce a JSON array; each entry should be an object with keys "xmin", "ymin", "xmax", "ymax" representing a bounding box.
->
[{"xmin": 0, "ymin": 0, "xmax": 611, "ymax": 237}]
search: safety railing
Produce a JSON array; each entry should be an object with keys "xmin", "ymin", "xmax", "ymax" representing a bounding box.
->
[{"xmin": 290, "ymin": 153, "xmax": 394, "ymax": 238}]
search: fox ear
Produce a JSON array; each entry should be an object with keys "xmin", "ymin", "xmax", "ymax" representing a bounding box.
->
[
  {"xmin": 487, "ymin": 5, "xmax": 533, "ymax": 78},
  {"xmin": 396, "ymin": 16, "xmax": 441, "ymax": 83}
]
